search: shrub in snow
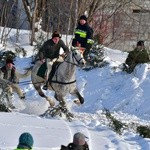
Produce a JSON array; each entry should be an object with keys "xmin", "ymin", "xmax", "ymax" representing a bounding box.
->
[
  {"xmin": 0, "ymin": 89, "xmax": 12, "ymax": 112},
  {"xmin": 15, "ymin": 46, "xmax": 26, "ymax": 57},
  {"xmin": 137, "ymin": 125, "xmax": 150, "ymax": 138},
  {"xmin": 104, "ymin": 109, "xmax": 126, "ymax": 135},
  {"xmin": 83, "ymin": 43, "xmax": 109, "ymax": 71},
  {"xmin": 0, "ymin": 50, "xmax": 17, "ymax": 67}
]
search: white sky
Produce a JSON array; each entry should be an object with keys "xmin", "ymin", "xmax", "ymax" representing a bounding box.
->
[{"xmin": 0, "ymin": 29, "xmax": 150, "ymax": 150}]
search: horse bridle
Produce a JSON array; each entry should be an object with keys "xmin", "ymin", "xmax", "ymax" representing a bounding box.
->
[{"xmin": 64, "ymin": 50, "xmax": 85, "ymax": 66}]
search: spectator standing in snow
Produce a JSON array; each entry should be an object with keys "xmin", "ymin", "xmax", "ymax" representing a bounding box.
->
[
  {"xmin": 72, "ymin": 15, "xmax": 94, "ymax": 61},
  {"xmin": 123, "ymin": 40, "xmax": 150, "ymax": 73},
  {"xmin": 60, "ymin": 132, "xmax": 89, "ymax": 150},
  {"xmin": 14, "ymin": 132, "xmax": 34, "ymax": 150},
  {"xmin": 0, "ymin": 58, "xmax": 25, "ymax": 100}
]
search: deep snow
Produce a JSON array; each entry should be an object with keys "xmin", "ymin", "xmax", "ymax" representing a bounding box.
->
[{"xmin": 0, "ymin": 29, "xmax": 150, "ymax": 149}]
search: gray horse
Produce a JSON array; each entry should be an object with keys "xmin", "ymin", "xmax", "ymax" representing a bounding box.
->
[{"xmin": 30, "ymin": 47, "xmax": 86, "ymax": 118}]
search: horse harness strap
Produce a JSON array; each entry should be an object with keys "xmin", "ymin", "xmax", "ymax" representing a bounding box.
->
[
  {"xmin": 50, "ymin": 80, "xmax": 76, "ymax": 84},
  {"xmin": 49, "ymin": 62, "xmax": 76, "ymax": 85},
  {"xmin": 64, "ymin": 50, "xmax": 84, "ymax": 66}
]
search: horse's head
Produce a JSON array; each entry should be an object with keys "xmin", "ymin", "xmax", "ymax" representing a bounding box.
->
[{"xmin": 70, "ymin": 47, "xmax": 86, "ymax": 67}]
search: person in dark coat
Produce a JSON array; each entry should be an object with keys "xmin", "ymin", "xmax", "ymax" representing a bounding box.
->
[
  {"xmin": 14, "ymin": 132, "xmax": 34, "ymax": 150},
  {"xmin": 0, "ymin": 58, "xmax": 25, "ymax": 100},
  {"xmin": 124, "ymin": 40, "xmax": 150, "ymax": 73},
  {"xmin": 72, "ymin": 15, "xmax": 94, "ymax": 60},
  {"xmin": 60, "ymin": 132, "xmax": 89, "ymax": 150},
  {"xmin": 38, "ymin": 31, "xmax": 69, "ymax": 90}
]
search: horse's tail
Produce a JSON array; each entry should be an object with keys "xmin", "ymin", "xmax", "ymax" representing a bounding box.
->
[
  {"xmin": 16, "ymin": 66, "xmax": 33, "ymax": 79},
  {"xmin": 24, "ymin": 66, "xmax": 33, "ymax": 72}
]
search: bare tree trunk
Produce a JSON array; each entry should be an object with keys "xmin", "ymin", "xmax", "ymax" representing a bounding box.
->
[
  {"xmin": 0, "ymin": 1, "xmax": 16, "ymax": 47},
  {"xmin": 22, "ymin": 0, "xmax": 46, "ymax": 45},
  {"xmin": 22, "ymin": 0, "xmax": 32, "ymax": 29},
  {"xmin": 30, "ymin": 0, "xmax": 38, "ymax": 45},
  {"xmin": 66, "ymin": 0, "xmax": 74, "ymax": 46}
]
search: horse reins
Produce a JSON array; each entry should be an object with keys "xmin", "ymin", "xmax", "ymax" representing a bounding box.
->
[
  {"xmin": 19, "ymin": 50, "xmax": 84, "ymax": 86},
  {"xmin": 49, "ymin": 50, "xmax": 84, "ymax": 85},
  {"xmin": 64, "ymin": 50, "xmax": 84, "ymax": 67}
]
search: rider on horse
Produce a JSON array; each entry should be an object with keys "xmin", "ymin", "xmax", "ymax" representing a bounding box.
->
[{"xmin": 38, "ymin": 31, "xmax": 69, "ymax": 90}]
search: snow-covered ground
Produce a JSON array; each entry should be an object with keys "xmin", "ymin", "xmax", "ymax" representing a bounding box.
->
[{"xmin": 0, "ymin": 29, "xmax": 150, "ymax": 150}]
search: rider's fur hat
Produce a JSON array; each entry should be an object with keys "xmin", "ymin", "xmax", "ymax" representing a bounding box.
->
[
  {"xmin": 73, "ymin": 132, "xmax": 87, "ymax": 146},
  {"xmin": 52, "ymin": 31, "xmax": 61, "ymax": 38},
  {"xmin": 6, "ymin": 58, "xmax": 14, "ymax": 65}
]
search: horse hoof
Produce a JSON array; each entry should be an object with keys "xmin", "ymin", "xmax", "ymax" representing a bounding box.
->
[
  {"xmin": 74, "ymin": 99, "xmax": 81, "ymax": 105},
  {"xmin": 39, "ymin": 93, "xmax": 45, "ymax": 97},
  {"xmin": 74, "ymin": 99, "xmax": 84, "ymax": 105},
  {"xmin": 80, "ymin": 98, "xmax": 84, "ymax": 104},
  {"xmin": 20, "ymin": 95, "xmax": 25, "ymax": 100}
]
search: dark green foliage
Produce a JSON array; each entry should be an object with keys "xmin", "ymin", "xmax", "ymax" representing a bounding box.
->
[
  {"xmin": 0, "ymin": 50, "xmax": 16, "ymax": 61},
  {"xmin": 15, "ymin": 46, "xmax": 27, "ymax": 57},
  {"xmin": 103, "ymin": 109, "xmax": 150, "ymax": 138},
  {"xmin": 0, "ymin": 48, "xmax": 26, "ymax": 66},
  {"xmin": 104, "ymin": 109, "xmax": 126, "ymax": 135},
  {"xmin": 0, "ymin": 102, "xmax": 11, "ymax": 112},
  {"xmin": 83, "ymin": 43, "xmax": 108, "ymax": 71},
  {"xmin": 0, "ymin": 50, "xmax": 16, "ymax": 67},
  {"xmin": 137, "ymin": 125, "xmax": 150, "ymax": 138},
  {"xmin": 0, "ymin": 89, "xmax": 11, "ymax": 112},
  {"xmin": 88, "ymin": 43, "xmax": 105, "ymax": 66}
]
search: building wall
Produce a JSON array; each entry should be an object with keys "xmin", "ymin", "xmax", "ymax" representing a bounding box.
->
[{"xmin": 108, "ymin": 0, "xmax": 150, "ymax": 51}]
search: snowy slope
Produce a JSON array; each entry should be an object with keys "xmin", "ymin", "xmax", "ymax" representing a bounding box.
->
[{"xmin": 0, "ymin": 29, "xmax": 150, "ymax": 149}]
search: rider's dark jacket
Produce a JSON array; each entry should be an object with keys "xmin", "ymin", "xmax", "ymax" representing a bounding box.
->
[
  {"xmin": 39, "ymin": 39, "xmax": 69, "ymax": 60},
  {"xmin": 60, "ymin": 143, "xmax": 89, "ymax": 150}
]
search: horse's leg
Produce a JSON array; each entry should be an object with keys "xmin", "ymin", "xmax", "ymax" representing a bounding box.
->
[
  {"xmin": 54, "ymin": 93, "xmax": 66, "ymax": 107},
  {"xmin": 53, "ymin": 93, "xmax": 74, "ymax": 120},
  {"xmin": 54, "ymin": 92, "xmax": 71, "ymax": 113},
  {"xmin": 34, "ymin": 84, "xmax": 55, "ymax": 107},
  {"xmin": 71, "ymin": 88, "xmax": 84, "ymax": 104}
]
